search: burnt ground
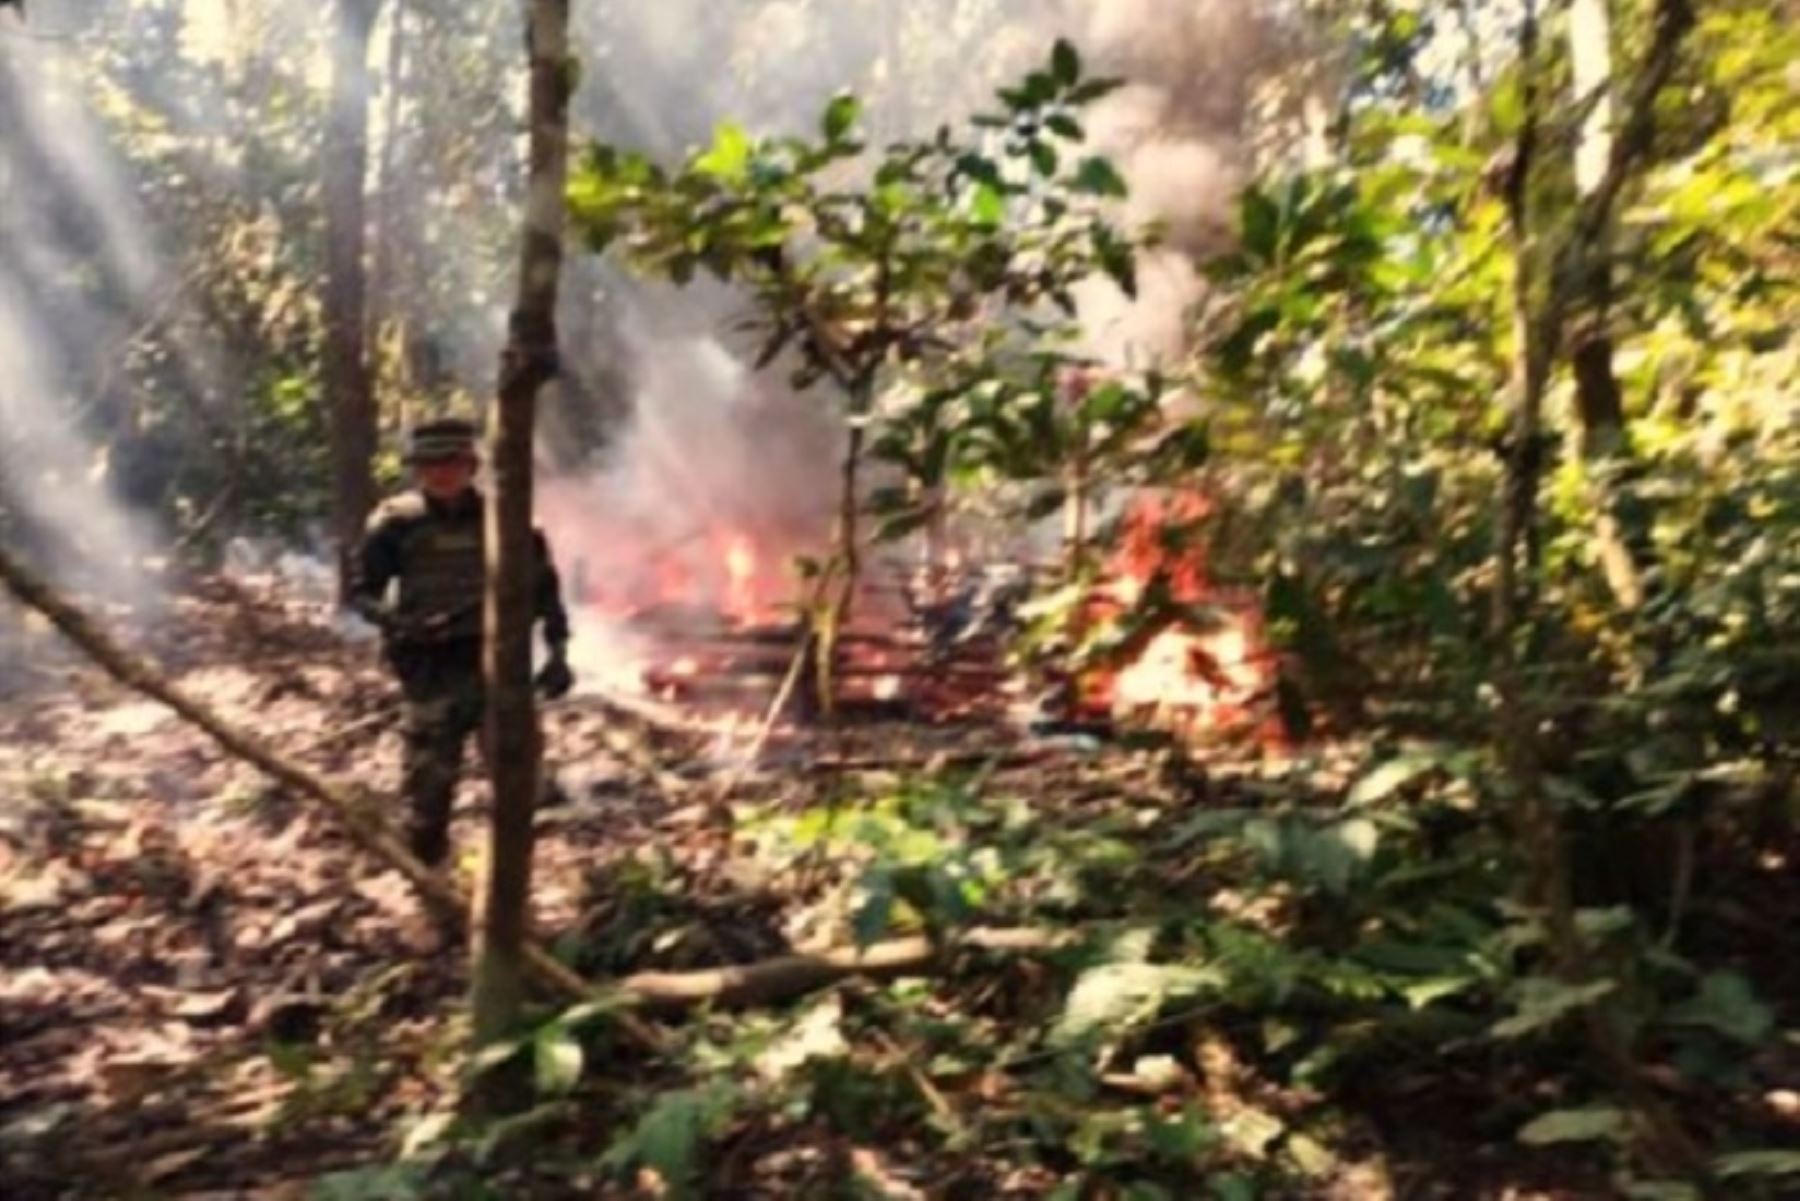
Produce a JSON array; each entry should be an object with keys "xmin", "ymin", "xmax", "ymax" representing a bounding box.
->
[{"xmin": 1, "ymin": 577, "xmax": 1793, "ymax": 1200}]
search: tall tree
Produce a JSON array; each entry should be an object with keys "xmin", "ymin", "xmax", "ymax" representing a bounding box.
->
[
  {"xmin": 323, "ymin": 0, "xmax": 379, "ymax": 600},
  {"xmin": 470, "ymin": 0, "xmax": 572, "ymax": 1060},
  {"xmin": 1566, "ymin": 0, "xmax": 1647, "ymax": 610}
]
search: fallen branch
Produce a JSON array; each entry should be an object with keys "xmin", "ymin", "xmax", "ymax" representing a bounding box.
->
[
  {"xmin": 616, "ymin": 926, "xmax": 1073, "ymax": 1011},
  {"xmin": 0, "ymin": 541, "xmax": 625, "ymax": 1028},
  {"xmin": 804, "ymin": 749, "xmax": 1049, "ymax": 775},
  {"xmin": 1, "ymin": 549, "xmax": 1087, "ymax": 1039},
  {"xmin": 716, "ymin": 627, "xmax": 814, "ymax": 801}
]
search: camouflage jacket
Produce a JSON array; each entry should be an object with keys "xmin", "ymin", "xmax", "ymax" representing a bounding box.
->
[{"xmin": 350, "ymin": 487, "xmax": 570, "ymax": 650}]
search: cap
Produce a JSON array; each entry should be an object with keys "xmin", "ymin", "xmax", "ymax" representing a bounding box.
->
[{"xmin": 404, "ymin": 418, "xmax": 480, "ymax": 464}]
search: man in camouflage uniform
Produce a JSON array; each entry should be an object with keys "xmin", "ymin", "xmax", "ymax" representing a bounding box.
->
[{"xmin": 351, "ymin": 418, "xmax": 574, "ymax": 868}]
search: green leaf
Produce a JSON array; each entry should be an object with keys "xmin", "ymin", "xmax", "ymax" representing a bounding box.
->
[
  {"xmin": 1046, "ymin": 113, "xmax": 1085, "ymax": 141},
  {"xmin": 1492, "ymin": 977, "xmax": 1618, "ymax": 1039},
  {"xmin": 1516, "ymin": 1107, "xmax": 1629, "ymax": 1146},
  {"xmin": 1302, "ymin": 818, "xmax": 1381, "ymax": 895},
  {"xmin": 1713, "ymin": 1151, "xmax": 1800, "ymax": 1179},
  {"xmin": 822, "ymin": 93, "xmax": 861, "ymax": 143},
  {"xmin": 1094, "ymin": 227, "xmax": 1137, "ymax": 297},
  {"xmin": 853, "ymin": 868, "xmax": 896, "ymax": 948},
  {"xmin": 1124, "ymin": 1185, "xmax": 1173, "ymax": 1201},
  {"xmin": 1221, "ymin": 1106, "xmax": 1287, "ymax": 1159},
  {"xmin": 1029, "ymin": 141, "xmax": 1060, "ymax": 177},
  {"xmin": 1401, "ymin": 976, "xmax": 1479, "ymax": 1010},
  {"xmin": 972, "ymin": 182, "xmax": 1006, "ymax": 227},
  {"xmin": 1053, "ymin": 962, "xmax": 1222, "ymax": 1046},
  {"xmin": 1074, "ymin": 156, "xmax": 1129, "ymax": 198},
  {"xmin": 533, "ymin": 1024, "xmax": 583, "ymax": 1096},
  {"xmin": 1241, "ymin": 188, "xmax": 1280, "ymax": 260},
  {"xmin": 1069, "ymin": 77, "xmax": 1125, "ymax": 105},
  {"xmin": 696, "ymin": 122, "xmax": 752, "ymax": 183},
  {"xmin": 1052, "ymin": 38, "xmax": 1082, "ymax": 87},
  {"xmin": 602, "ymin": 1086, "xmax": 739, "ymax": 1198},
  {"xmin": 311, "ymin": 1165, "xmax": 427, "ymax": 1201},
  {"xmin": 1210, "ymin": 1175, "xmax": 1257, "ymax": 1201},
  {"xmin": 1346, "ymin": 750, "xmax": 1443, "ymax": 806},
  {"xmin": 1665, "ymin": 972, "xmax": 1773, "ymax": 1044}
]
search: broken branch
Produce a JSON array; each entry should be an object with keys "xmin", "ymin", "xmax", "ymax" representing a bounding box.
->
[
  {"xmin": 0, "ymin": 542, "xmax": 632, "ymax": 1031},
  {"xmin": 616, "ymin": 926, "xmax": 1073, "ymax": 1011}
]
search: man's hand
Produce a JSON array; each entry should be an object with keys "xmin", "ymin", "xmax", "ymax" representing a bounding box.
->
[
  {"xmin": 352, "ymin": 598, "xmax": 402, "ymax": 638},
  {"xmin": 536, "ymin": 645, "xmax": 574, "ymax": 699}
]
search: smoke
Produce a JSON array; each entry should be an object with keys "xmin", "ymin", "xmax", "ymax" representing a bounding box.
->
[
  {"xmin": 1, "ymin": 0, "xmax": 1294, "ymax": 652},
  {"xmin": 0, "ymin": 32, "xmax": 167, "ymax": 601},
  {"xmin": 1069, "ymin": 0, "xmax": 1285, "ymax": 368},
  {"xmin": 539, "ymin": 1, "xmax": 1290, "ymax": 637}
]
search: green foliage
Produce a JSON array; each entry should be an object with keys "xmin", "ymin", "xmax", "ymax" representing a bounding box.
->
[
  {"xmin": 567, "ymin": 41, "xmax": 1168, "ymax": 597},
  {"xmin": 599, "ymin": 1083, "xmax": 742, "ymax": 1199},
  {"xmin": 310, "ymin": 1163, "xmax": 431, "ymax": 1201},
  {"xmin": 569, "ymin": 41, "xmax": 1141, "ymax": 391},
  {"xmin": 1053, "ymin": 961, "xmax": 1223, "ymax": 1047},
  {"xmin": 1516, "ymin": 1106, "xmax": 1630, "ymax": 1147}
]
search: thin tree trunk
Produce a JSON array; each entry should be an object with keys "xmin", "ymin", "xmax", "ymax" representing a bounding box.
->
[
  {"xmin": 471, "ymin": 0, "xmax": 572, "ymax": 1062},
  {"xmin": 367, "ymin": 0, "xmax": 407, "ymax": 358},
  {"xmin": 1566, "ymin": 0, "xmax": 1647, "ymax": 610},
  {"xmin": 1495, "ymin": 0, "xmax": 1566, "ymax": 956},
  {"xmin": 1497, "ymin": 3, "xmax": 1700, "ymax": 1173},
  {"xmin": 1064, "ymin": 455, "xmax": 1090, "ymax": 577},
  {"xmin": 1557, "ymin": 0, "xmax": 1695, "ymax": 612},
  {"xmin": 814, "ymin": 409, "xmax": 866, "ymax": 719},
  {"xmin": 324, "ymin": 0, "xmax": 379, "ymax": 604}
]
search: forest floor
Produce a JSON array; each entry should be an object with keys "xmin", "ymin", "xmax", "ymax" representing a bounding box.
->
[{"xmin": 1, "ymin": 576, "xmax": 1790, "ymax": 1200}]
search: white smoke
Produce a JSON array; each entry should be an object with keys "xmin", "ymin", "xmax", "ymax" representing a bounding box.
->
[
  {"xmin": 0, "ymin": 32, "xmax": 169, "ymax": 601},
  {"xmin": 1069, "ymin": 0, "xmax": 1284, "ymax": 368},
  {"xmin": 535, "ymin": 0, "xmax": 1298, "ymax": 653}
]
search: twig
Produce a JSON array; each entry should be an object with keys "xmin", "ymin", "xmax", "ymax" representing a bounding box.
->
[
  {"xmin": 715, "ymin": 627, "xmax": 814, "ymax": 800},
  {"xmin": 617, "ymin": 926, "xmax": 1074, "ymax": 1011}
]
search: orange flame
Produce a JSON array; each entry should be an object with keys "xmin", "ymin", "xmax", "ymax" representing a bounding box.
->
[
  {"xmin": 1086, "ymin": 488, "xmax": 1287, "ymax": 748},
  {"xmin": 724, "ymin": 534, "xmax": 757, "ymax": 621}
]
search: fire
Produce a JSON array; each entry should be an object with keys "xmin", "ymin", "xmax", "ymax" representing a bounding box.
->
[
  {"xmin": 1085, "ymin": 488, "xmax": 1285, "ymax": 746},
  {"xmin": 1111, "ymin": 622, "xmax": 1265, "ymax": 733},
  {"xmin": 723, "ymin": 533, "xmax": 757, "ymax": 622},
  {"xmin": 539, "ymin": 473, "xmax": 1286, "ymax": 743}
]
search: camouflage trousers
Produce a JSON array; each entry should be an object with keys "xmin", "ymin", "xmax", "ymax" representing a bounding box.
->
[{"xmin": 394, "ymin": 644, "xmax": 486, "ymax": 868}]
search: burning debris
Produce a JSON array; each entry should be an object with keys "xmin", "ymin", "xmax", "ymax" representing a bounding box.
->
[{"xmin": 542, "ymin": 480, "xmax": 1282, "ymax": 752}]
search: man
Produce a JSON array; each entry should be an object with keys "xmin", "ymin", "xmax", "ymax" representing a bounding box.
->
[{"xmin": 350, "ymin": 417, "xmax": 574, "ymax": 868}]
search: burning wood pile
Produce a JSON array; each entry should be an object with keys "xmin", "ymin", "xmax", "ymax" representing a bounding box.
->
[{"xmin": 551, "ymin": 489, "xmax": 1285, "ymax": 747}]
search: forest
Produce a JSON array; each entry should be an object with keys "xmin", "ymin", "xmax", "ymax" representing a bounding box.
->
[{"xmin": 0, "ymin": 1, "xmax": 1796, "ymax": 1198}]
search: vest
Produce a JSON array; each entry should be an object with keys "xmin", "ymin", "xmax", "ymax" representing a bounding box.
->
[{"xmin": 385, "ymin": 491, "xmax": 486, "ymax": 642}]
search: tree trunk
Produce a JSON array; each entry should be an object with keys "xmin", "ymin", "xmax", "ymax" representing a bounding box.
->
[
  {"xmin": 1495, "ymin": 0, "xmax": 1564, "ymax": 954},
  {"xmin": 1498, "ymin": 4, "xmax": 1700, "ymax": 1173},
  {"xmin": 1064, "ymin": 456, "xmax": 1090, "ymax": 577},
  {"xmin": 323, "ymin": 0, "xmax": 379, "ymax": 603},
  {"xmin": 367, "ymin": 0, "xmax": 407, "ymax": 359},
  {"xmin": 813, "ymin": 405, "xmax": 866, "ymax": 719},
  {"xmin": 470, "ymin": 0, "xmax": 572, "ymax": 1065},
  {"xmin": 1566, "ymin": 0, "xmax": 1648, "ymax": 611}
]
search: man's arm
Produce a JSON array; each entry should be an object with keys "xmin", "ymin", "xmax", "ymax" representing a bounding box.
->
[
  {"xmin": 350, "ymin": 512, "xmax": 404, "ymax": 630},
  {"xmin": 532, "ymin": 529, "xmax": 571, "ymax": 651},
  {"xmin": 532, "ymin": 530, "xmax": 574, "ymax": 698}
]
